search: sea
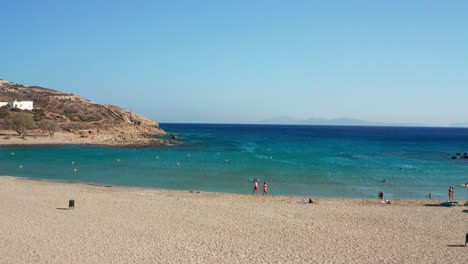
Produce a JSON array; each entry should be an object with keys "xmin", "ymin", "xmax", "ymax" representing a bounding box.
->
[{"xmin": 1, "ymin": 124, "xmax": 468, "ymax": 199}]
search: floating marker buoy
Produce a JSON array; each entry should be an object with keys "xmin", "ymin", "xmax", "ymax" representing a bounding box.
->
[
  {"xmin": 19, "ymin": 165, "xmax": 23, "ymax": 169},
  {"xmin": 156, "ymin": 156, "xmax": 159, "ymax": 159},
  {"xmin": 74, "ymin": 168, "xmax": 77, "ymax": 172},
  {"xmin": 225, "ymin": 159, "xmax": 229, "ymax": 162},
  {"xmin": 71, "ymin": 161, "xmax": 75, "ymax": 165},
  {"xmin": 11, "ymin": 152, "xmax": 14, "ymax": 155},
  {"xmin": 177, "ymin": 162, "xmax": 180, "ymax": 166},
  {"xmin": 117, "ymin": 159, "xmax": 120, "ymax": 162}
]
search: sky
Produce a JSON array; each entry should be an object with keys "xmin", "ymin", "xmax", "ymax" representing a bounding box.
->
[{"xmin": 1, "ymin": 1, "xmax": 467, "ymax": 126}]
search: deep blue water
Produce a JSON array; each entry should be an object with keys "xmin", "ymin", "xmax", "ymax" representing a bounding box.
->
[{"xmin": 1, "ymin": 124, "xmax": 468, "ymax": 199}]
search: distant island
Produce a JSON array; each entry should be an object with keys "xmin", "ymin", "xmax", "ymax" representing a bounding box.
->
[
  {"xmin": 257, "ymin": 116, "xmax": 419, "ymax": 127},
  {"xmin": 0, "ymin": 80, "xmax": 177, "ymax": 146},
  {"xmin": 449, "ymin": 122, "xmax": 468, "ymax": 128}
]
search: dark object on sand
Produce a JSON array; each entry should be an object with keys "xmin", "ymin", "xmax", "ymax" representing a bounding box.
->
[
  {"xmin": 440, "ymin": 201, "xmax": 458, "ymax": 207},
  {"xmin": 466, "ymin": 233, "xmax": 468, "ymax": 247},
  {"xmin": 69, "ymin": 200, "xmax": 75, "ymax": 210}
]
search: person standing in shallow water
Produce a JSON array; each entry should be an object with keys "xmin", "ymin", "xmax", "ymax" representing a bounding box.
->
[
  {"xmin": 263, "ymin": 182, "xmax": 268, "ymax": 195},
  {"xmin": 252, "ymin": 178, "xmax": 259, "ymax": 194},
  {"xmin": 449, "ymin": 186, "xmax": 455, "ymax": 200}
]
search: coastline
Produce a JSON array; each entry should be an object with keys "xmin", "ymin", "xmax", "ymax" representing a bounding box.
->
[
  {"xmin": 2, "ymin": 175, "xmax": 463, "ymax": 203},
  {"xmin": 1, "ymin": 176, "xmax": 466, "ymax": 263},
  {"xmin": 0, "ymin": 131, "xmax": 179, "ymax": 147}
]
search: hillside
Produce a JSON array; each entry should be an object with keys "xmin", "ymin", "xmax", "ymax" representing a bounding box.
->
[{"xmin": 0, "ymin": 80, "xmax": 175, "ymax": 146}]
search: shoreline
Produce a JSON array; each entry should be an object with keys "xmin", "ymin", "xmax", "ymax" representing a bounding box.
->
[
  {"xmin": 1, "ymin": 175, "xmax": 465, "ymax": 205},
  {"xmin": 0, "ymin": 131, "xmax": 179, "ymax": 147}
]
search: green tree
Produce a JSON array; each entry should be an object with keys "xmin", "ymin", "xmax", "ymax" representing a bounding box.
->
[
  {"xmin": 38, "ymin": 119, "xmax": 60, "ymax": 137},
  {"xmin": 7, "ymin": 112, "xmax": 36, "ymax": 139}
]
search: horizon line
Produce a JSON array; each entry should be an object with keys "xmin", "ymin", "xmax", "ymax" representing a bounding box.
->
[{"xmin": 158, "ymin": 122, "xmax": 468, "ymax": 129}]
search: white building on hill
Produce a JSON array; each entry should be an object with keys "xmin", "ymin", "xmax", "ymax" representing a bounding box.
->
[{"xmin": 0, "ymin": 100, "xmax": 34, "ymax": 110}]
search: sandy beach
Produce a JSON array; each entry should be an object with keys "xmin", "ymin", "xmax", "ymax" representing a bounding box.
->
[
  {"xmin": 0, "ymin": 131, "xmax": 176, "ymax": 147},
  {"xmin": 0, "ymin": 176, "xmax": 466, "ymax": 264}
]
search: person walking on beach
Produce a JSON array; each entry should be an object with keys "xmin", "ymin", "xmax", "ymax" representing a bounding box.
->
[
  {"xmin": 263, "ymin": 182, "xmax": 268, "ymax": 195},
  {"xmin": 252, "ymin": 178, "xmax": 259, "ymax": 194}
]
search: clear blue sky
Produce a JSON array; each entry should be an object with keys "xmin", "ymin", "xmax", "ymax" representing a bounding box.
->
[{"xmin": 1, "ymin": 1, "xmax": 467, "ymax": 126}]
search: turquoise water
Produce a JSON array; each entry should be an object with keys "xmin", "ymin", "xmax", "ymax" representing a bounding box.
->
[{"xmin": 1, "ymin": 124, "xmax": 468, "ymax": 199}]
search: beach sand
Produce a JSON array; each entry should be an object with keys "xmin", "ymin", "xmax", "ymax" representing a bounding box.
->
[
  {"xmin": 0, "ymin": 176, "xmax": 466, "ymax": 264},
  {"xmin": 0, "ymin": 131, "xmax": 175, "ymax": 147}
]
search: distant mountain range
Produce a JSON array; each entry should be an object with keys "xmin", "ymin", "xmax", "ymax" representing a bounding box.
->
[
  {"xmin": 257, "ymin": 116, "xmax": 419, "ymax": 127},
  {"xmin": 449, "ymin": 122, "xmax": 468, "ymax": 128}
]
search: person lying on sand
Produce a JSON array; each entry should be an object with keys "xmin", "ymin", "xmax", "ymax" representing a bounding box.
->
[
  {"xmin": 297, "ymin": 198, "xmax": 315, "ymax": 204},
  {"xmin": 380, "ymin": 200, "xmax": 392, "ymax": 204}
]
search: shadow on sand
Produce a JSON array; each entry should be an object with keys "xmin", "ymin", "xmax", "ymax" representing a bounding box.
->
[
  {"xmin": 56, "ymin": 208, "xmax": 70, "ymax": 210},
  {"xmin": 447, "ymin": 245, "xmax": 466, "ymax": 248}
]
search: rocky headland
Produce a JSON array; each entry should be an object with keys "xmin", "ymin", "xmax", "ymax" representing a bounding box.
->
[{"xmin": 0, "ymin": 80, "xmax": 177, "ymax": 146}]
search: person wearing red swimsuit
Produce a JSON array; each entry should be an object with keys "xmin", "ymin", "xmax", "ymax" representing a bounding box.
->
[
  {"xmin": 252, "ymin": 178, "xmax": 259, "ymax": 194},
  {"xmin": 263, "ymin": 182, "xmax": 268, "ymax": 195}
]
